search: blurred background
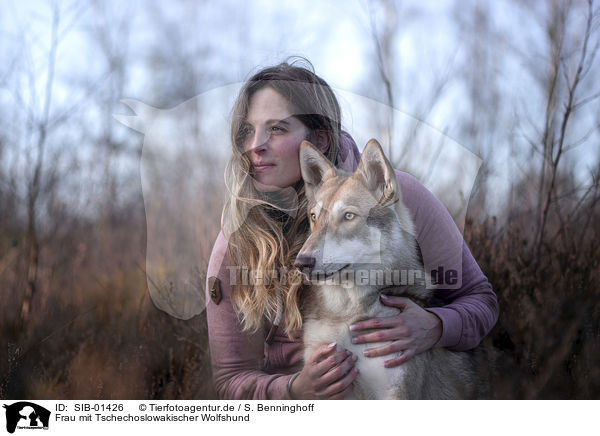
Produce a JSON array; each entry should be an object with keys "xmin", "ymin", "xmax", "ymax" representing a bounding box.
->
[{"xmin": 1, "ymin": 0, "xmax": 599, "ymax": 399}]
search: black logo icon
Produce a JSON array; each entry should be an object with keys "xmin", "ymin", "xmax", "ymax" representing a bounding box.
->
[{"xmin": 3, "ymin": 402, "xmax": 50, "ymax": 434}]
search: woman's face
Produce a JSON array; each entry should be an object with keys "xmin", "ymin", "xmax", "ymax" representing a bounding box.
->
[{"xmin": 241, "ymin": 87, "xmax": 311, "ymax": 191}]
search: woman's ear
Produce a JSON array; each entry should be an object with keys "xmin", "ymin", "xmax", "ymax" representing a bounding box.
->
[{"xmin": 314, "ymin": 129, "xmax": 330, "ymax": 154}]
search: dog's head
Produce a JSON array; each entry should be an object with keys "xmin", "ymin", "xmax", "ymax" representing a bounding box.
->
[{"xmin": 295, "ymin": 139, "xmax": 417, "ymax": 285}]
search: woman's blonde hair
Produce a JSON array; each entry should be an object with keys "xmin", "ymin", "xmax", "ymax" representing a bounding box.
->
[{"xmin": 222, "ymin": 58, "xmax": 341, "ymax": 337}]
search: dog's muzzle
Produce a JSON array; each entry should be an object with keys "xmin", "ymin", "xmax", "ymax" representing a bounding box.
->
[{"xmin": 294, "ymin": 255, "xmax": 316, "ymax": 273}]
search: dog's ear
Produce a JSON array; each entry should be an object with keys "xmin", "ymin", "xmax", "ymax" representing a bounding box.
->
[
  {"xmin": 356, "ymin": 139, "xmax": 399, "ymax": 206},
  {"xmin": 299, "ymin": 140, "xmax": 336, "ymax": 200}
]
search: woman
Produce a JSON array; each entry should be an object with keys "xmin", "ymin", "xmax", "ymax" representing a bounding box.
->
[{"xmin": 206, "ymin": 59, "xmax": 498, "ymax": 400}]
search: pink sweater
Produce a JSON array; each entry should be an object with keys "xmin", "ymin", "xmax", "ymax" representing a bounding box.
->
[{"xmin": 205, "ymin": 133, "xmax": 499, "ymax": 399}]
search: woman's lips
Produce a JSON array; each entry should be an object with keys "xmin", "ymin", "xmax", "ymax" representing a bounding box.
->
[{"xmin": 253, "ymin": 163, "xmax": 275, "ymax": 173}]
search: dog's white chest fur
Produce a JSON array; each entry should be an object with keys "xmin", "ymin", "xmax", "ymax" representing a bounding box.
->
[{"xmin": 302, "ymin": 291, "xmax": 408, "ymax": 400}]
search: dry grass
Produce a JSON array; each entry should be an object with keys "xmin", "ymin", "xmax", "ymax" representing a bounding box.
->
[
  {"xmin": 0, "ymin": 188, "xmax": 217, "ymax": 400},
  {"xmin": 466, "ymin": 176, "xmax": 600, "ymax": 399},
  {"xmin": 1, "ymin": 169, "xmax": 599, "ymax": 400}
]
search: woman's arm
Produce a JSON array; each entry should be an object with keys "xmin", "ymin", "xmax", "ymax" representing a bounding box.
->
[
  {"xmin": 424, "ymin": 239, "xmax": 499, "ymax": 350},
  {"xmin": 206, "ymin": 231, "xmax": 294, "ymax": 399},
  {"xmin": 397, "ymin": 170, "xmax": 499, "ymax": 351}
]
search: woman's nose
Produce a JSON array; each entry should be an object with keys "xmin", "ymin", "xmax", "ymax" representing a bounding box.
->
[{"xmin": 246, "ymin": 130, "xmax": 269, "ymax": 154}]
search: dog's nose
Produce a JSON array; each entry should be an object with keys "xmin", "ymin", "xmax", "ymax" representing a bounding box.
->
[{"xmin": 294, "ymin": 255, "xmax": 316, "ymax": 271}]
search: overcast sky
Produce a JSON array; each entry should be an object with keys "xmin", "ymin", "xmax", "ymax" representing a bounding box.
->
[{"xmin": 2, "ymin": 0, "xmax": 599, "ymax": 219}]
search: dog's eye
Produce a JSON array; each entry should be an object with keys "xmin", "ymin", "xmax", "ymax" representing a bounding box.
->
[
  {"xmin": 344, "ymin": 212, "xmax": 355, "ymax": 220},
  {"xmin": 310, "ymin": 212, "xmax": 316, "ymax": 222}
]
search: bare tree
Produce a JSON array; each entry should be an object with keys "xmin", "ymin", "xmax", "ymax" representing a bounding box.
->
[
  {"xmin": 367, "ymin": 0, "xmax": 398, "ymax": 159},
  {"xmin": 21, "ymin": 2, "xmax": 60, "ymax": 323},
  {"xmin": 531, "ymin": 0, "xmax": 600, "ymax": 264},
  {"xmin": 363, "ymin": 1, "xmax": 454, "ymax": 171},
  {"xmin": 12, "ymin": 1, "xmax": 96, "ymax": 323}
]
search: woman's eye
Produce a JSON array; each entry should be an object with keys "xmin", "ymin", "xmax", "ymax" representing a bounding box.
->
[
  {"xmin": 344, "ymin": 212, "xmax": 355, "ymax": 220},
  {"xmin": 271, "ymin": 125, "xmax": 285, "ymax": 133},
  {"xmin": 310, "ymin": 213, "xmax": 316, "ymax": 222}
]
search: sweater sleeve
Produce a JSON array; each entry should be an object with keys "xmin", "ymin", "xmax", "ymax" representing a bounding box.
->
[
  {"xmin": 396, "ymin": 171, "xmax": 499, "ymax": 351},
  {"xmin": 205, "ymin": 231, "xmax": 294, "ymax": 399}
]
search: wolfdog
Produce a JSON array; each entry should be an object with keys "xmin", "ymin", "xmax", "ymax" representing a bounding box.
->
[{"xmin": 294, "ymin": 139, "xmax": 478, "ymax": 399}]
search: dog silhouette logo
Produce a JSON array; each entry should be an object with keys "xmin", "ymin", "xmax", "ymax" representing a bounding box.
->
[{"xmin": 3, "ymin": 402, "xmax": 50, "ymax": 433}]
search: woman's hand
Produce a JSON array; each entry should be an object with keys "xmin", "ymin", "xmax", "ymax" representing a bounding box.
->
[
  {"xmin": 349, "ymin": 295, "xmax": 442, "ymax": 368},
  {"xmin": 290, "ymin": 342, "xmax": 358, "ymax": 399}
]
